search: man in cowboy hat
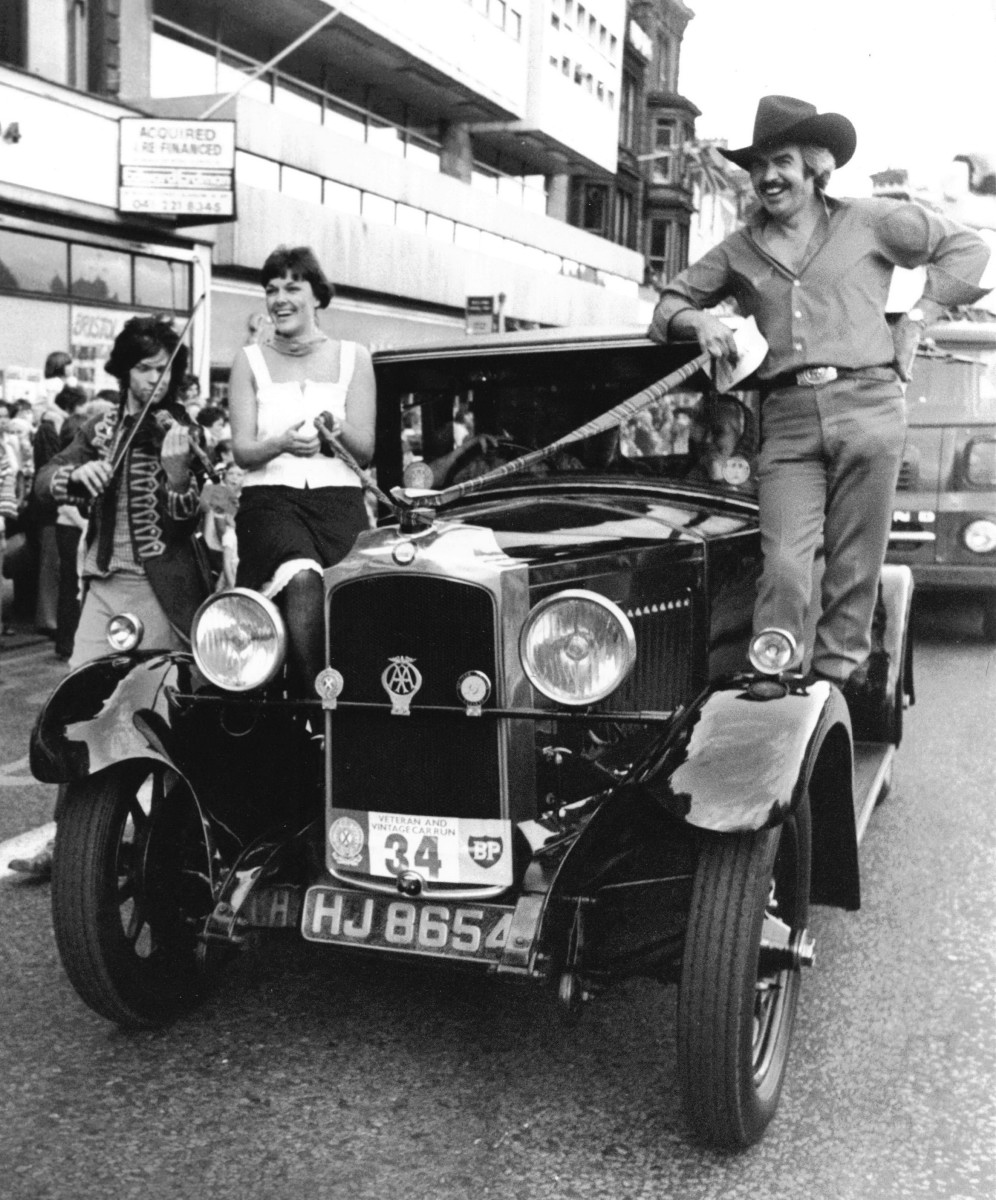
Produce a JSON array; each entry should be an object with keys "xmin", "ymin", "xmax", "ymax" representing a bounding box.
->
[{"xmin": 649, "ymin": 94, "xmax": 990, "ymax": 706}]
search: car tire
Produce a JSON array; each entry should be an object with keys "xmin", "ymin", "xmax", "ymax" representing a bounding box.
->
[
  {"xmin": 677, "ymin": 793, "xmax": 812, "ymax": 1150},
  {"xmin": 51, "ymin": 761, "xmax": 215, "ymax": 1028}
]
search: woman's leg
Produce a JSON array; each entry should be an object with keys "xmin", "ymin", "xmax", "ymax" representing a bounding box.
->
[{"xmin": 278, "ymin": 569, "xmax": 325, "ymax": 696}]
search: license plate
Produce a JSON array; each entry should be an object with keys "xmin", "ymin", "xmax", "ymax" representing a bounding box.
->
[
  {"xmin": 302, "ymin": 886, "xmax": 515, "ymax": 962},
  {"xmin": 240, "ymin": 886, "xmax": 302, "ymax": 929}
]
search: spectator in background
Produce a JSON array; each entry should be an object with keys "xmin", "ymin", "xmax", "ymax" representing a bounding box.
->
[
  {"xmin": 0, "ymin": 403, "xmax": 17, "ymax": 638},
  {"xmin": 178, "ymin": 373, "xmax": 203, "ymax": 421},
  {"xmin": 52, "ymin": 389, "xmax": 90, "ymax": 662},
  {"xmin": 32, "ymin": 384, "xmax": 87, "ymax": 638},
  {"xmin": 35, "ymin": 351, "xmax": 77, "ymax": 429},
  {"xmin": 196, "ymin": 404, "xmax": 231, "ymax": 464}
]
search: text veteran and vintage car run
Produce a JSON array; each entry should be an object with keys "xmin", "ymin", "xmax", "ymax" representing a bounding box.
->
[{"xmin": 31, "ymin": 328, "xmax": 914, "ymax": 1150}]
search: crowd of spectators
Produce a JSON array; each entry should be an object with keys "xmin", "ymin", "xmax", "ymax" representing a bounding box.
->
[{"xmin": 0, "ymin": 354, "xmax": 239, "ymax": 661}]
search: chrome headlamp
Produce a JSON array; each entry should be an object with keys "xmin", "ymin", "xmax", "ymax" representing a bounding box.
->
[
  {"xmin": 749, "ymin": 628, "xmax": 798, "ymax": 676},
  {"xmin": 191, "ymin": 588, "xmax": 287, "ymax": 692},
  {"xmin": 519, "ymin": 590, "xmax": 636, "ymax": 707},
  {"xmin": 962, "ymin": 518, "xmax": 996, "ymax": 554},
  {"xmin": 106, "ymin": 612, "xmax": 144, "ymax": 653}
]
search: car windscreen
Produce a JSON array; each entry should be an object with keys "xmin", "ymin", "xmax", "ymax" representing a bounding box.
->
[
  {"xmin": 906, "ymin": 351, "xmax": 996, "ymax": 424},
  {"xmin": 399, "ymin": 378, "xmax": 761, "ymax": 498}
]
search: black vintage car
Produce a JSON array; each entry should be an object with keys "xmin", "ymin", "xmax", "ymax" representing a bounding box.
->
[{"xmin": 31, "ymin": 329, "xmax": 913, "ymax": 1150}]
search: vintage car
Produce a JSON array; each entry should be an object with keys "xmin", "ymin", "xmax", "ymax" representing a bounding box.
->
[
  {"xmin": 889, "ymin": 320, "xmax": 996, "ymax": 638},
  {"xmin": 31, "ymin": 329, "xmax": 914, "ymax": 1150}
]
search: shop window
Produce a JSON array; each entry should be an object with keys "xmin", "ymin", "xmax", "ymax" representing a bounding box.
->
[
  {"xmin": 135, "ymin": 256, "xmax": 189, "ymax": 311},
  {"xmin": 0, "ymin": 230, "xmax": 68, "ymax": 296},
  {"xmin": 70, "ymin": 244, "xmax": 130, "ymax": 304}
]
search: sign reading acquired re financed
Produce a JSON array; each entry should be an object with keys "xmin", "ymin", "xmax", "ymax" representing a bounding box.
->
[{"xmin": 118, "ymin": 118, "xmax": 236, "ymax": 219}]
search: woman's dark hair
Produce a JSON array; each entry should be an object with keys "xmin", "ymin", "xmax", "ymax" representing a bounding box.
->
[
  {"xmin": 260, "ymin": 245, "xmax": 334, "ymax": 309},
  {"xmin": 55, "ymin": 385, "xmax": 87, "ymax": 414},
  {"xmin": 196, "ymin": 405, "xmax": 226, "ymax": 429},
  {"xmin": 104, "ymin": 315, "xmax": 188, "ymax": 400},
  {"xmin": 44, "ymin": 351, "xmax": 73, "ymax": 380}
]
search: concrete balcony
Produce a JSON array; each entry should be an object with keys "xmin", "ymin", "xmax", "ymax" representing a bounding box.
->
[{"xmin": 217, "ymin": 182, "xmax": 646, "ymax": 330}]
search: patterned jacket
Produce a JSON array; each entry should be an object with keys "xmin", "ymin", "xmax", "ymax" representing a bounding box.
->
[{"xmin": 36, "ymin": 401, "xmax": 210, "ymax": 642}]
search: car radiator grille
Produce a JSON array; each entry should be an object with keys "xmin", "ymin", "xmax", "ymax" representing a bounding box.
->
[
  {"xmin": 328, "ymin": 576, "xmax": 502, "ymax": 819},
  {"xmin": 606, "ymin": 591, "xmax": 696, "ymax": 712}
]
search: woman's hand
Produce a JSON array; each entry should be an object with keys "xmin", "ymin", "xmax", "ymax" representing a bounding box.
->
[
  {"xmin": 279, "ymin": 419, "xmax": 320, "ymax": 457},
  {"xmin": 160, "ymin": 422, "xmax": 194, "ymax": 489},
  {"xmin": 70, "ymin": 459, "xmax": 114, "ymax": 498}
]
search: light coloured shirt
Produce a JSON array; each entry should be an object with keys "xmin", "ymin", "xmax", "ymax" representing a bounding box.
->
[
  {"xmin": 240, "ymin": 342, "xmax": 361, "ymax": 490},
  {"xmin": 649, "ymin": 196, "xmax": 991, "ymax": 380}
]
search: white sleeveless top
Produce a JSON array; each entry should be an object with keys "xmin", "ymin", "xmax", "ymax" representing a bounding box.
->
[{"xmin": 241, "ymin": 341, "xmax": 361, "ymax": 490}]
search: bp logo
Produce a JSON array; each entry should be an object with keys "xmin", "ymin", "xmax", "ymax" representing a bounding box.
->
[
  {"xmin": 329, "ymin": 816, "xmax": 365, "ymax": 867},
  {"xmin": 468, "ymin": 836, "xmax": 503, "ymax": 868}
]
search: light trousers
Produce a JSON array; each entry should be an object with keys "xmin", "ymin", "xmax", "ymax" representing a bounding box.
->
[{"xmin": 755, "ymin": 373, "xmax": 906, "ymax": 682}]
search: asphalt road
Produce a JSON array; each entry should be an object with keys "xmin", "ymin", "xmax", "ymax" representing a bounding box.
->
[{"xmin": 1, "ymin": 594, "xmax": 993, "ymax": 1200}]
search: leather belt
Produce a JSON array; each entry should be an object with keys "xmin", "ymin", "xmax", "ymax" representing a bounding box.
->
[{"xmin": 760, "ymin": 365, "xmax": 892, "ymax": 393}]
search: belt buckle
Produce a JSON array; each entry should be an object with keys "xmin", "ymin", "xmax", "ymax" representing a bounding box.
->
[{"xmin": 797, "ymin": 366, "xmax": 838, "ymax": 386}]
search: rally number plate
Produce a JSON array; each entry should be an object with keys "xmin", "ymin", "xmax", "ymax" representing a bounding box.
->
[{"xmin": 302, "ymin": 886, "xmax": 515, "ymax": 962}]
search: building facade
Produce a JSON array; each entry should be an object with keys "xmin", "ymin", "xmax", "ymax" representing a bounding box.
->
[{"xmin": 1, "ymin": 0, "xmax": 742, "ymax": 397}]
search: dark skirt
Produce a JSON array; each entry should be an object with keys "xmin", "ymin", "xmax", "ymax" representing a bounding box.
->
[{"xmin": 235, "ymin": 485, "xmax": 370, "ymax": 591}]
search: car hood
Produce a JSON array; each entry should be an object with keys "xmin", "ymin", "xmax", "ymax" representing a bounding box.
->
[{"xmin": 443, "ymin": 487, "xmax": 755, "ymax": 565}]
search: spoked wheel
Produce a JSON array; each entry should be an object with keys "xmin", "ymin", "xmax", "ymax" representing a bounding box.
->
[
  {"xmin": 677, "ymin": 794, "xmax": 812, "ymax": 1149},
  {"xmin": 51, "ymin": 760, "xmax": 216, "ymax": 1028}
]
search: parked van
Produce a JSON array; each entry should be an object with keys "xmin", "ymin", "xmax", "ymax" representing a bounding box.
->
[{"xmin": 889, "ymin": 320, "xmax": 996, "ymax": 638}]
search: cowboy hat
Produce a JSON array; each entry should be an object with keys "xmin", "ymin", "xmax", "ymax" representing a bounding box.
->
[{"xmin": 719, "ymin": 95, "xmax": 856, "ymax": 170}]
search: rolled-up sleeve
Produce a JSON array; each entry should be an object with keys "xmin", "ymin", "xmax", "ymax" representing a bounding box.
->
[
  {"xmin": 648, "ymin": 243, "xmax": 736, "ymax": 342},
  {"xmin": 879, "ymin": 203, "xmax": 991, "ymax": 307}
]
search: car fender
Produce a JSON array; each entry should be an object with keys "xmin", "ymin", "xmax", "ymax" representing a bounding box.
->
[
  {"xmin": 29, "ymin": 651, "xmax": 194, "ymax": 784},
  {"xmin": 635, "ymin": 676, "xmax": 861, "ymax": 908}
]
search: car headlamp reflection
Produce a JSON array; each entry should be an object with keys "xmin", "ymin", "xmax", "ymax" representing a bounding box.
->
[
  {"xmin": 519, "ymin": 590, "xmax": 635, "ymax": 706},
  {"xmin": 191, "ymin": 588, "xmax": 287, "ymax": 692}
]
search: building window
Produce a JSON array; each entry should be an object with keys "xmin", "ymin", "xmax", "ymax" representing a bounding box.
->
[
  {"xmin": 614, "ymin": 190, "xmax": 634, "ymax": 248},
  {"xmin": 135, "ymin": 256, "xmax": 189, "ymax": 310},
  {"xmin": 647, "ymin": 218, "xmax": 672, "ymax": 282},
  {"xmin": 658, "ymin": 35, "xmax": 674, "ymax": 90},
  {"xmin": 70, "ymin": 245, "xmax": 130, "ymax": 304},
  {"xmin": 619, "ymin": 72, "xmax": 637, "ymax": 149},
  {"xmin": 67, "ymin": 0, "xmax": 87, "ymax": 89},
  {"xmin": 569, "ymin": 180, "xmax": 610, "ymax": 237},
  {"xmin": 0, "ymin": 230, "xmax": 68, "ymax": 296},
  {"xmin": 652, "ymin": 119, "xmax": 678, "ymax": 184}
]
